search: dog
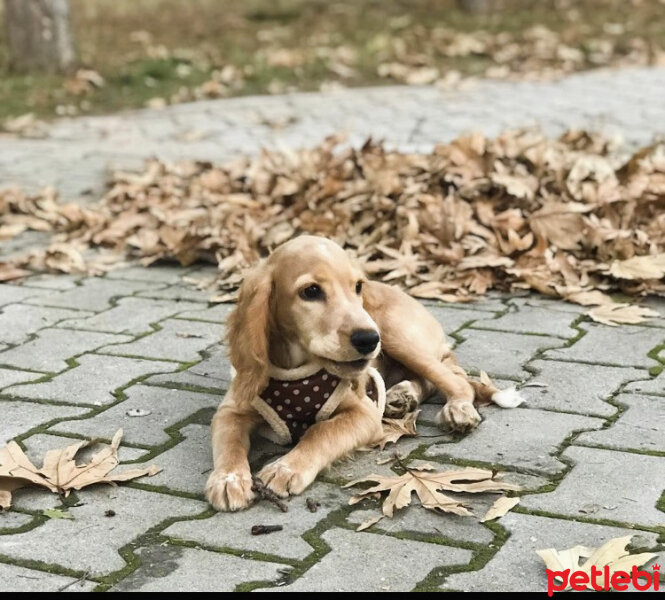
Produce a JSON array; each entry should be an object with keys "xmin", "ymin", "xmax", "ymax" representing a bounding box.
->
[{"xmin": 206, "ymin": 235, "xmax": 522, "ymax": 511}]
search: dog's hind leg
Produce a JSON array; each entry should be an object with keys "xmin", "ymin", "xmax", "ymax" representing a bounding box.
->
[{"xmin": 364, "ymin": 281, "xmax": 481, "ymax": 431}]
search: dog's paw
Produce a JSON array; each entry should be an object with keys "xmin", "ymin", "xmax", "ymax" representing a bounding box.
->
[
  {"xmin": 436, "ymin": 400, "xmax": 481, "ymax": 432},
  {"xmin": 257, "ymin": 458, "xmax": 314, "ymax": 498},
  {"xmin": 385, "ymin": 381, "xmax": 420, "ymax": 418},
  {"xmin": 205, "ymin": 469, "xmax": 255, "ymax": 511}
]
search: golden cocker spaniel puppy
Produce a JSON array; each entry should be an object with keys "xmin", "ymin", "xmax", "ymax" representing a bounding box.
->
[{"xmin": 206, "ymin": 235, "xmax": 522, "ymax": 511}]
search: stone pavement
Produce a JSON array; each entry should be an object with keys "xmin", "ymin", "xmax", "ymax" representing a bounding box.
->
[{"xmin": 1, "ymin": 67, "xmax": 665, "ymax": 591}]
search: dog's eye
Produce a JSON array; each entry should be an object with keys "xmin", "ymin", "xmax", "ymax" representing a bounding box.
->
[
  {"xmin": 300, "ymin": 284, "xmax": 324, "ymax": 301},
  {"xmin": 355, "ymin": 281, "xmax": 363, "ymax": 295}
]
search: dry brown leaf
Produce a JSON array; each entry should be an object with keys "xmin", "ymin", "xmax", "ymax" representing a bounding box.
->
[
  {"xmin": 1, "ymin": 131, "xmax": 663, "ymax": 321},
  {"xmin": 344, "ymin": 465, "xmax": 520, "ymax": 518},
  {"xmin": 564, "ymin": 290, "xmax": 614, "ymax": 306},
  {"xmin": 356, "ymin": 514, "xmax": 384, "ymax": 531},
  {"xmin": 0, "ymin": 490, "xmax": 11, "ymax": 510},
  {"xmin": 609, "ymin": 253, "xmax": 665, "ymax": 280},
  {"xmin": 0, "ymin": 430, "xmax": 160, "ymax": 509},
  {"xmin": 0, "ymin": 263, "xmax": 31, "ymax": 282},
  {"xmin": 480, "ymin": 496, "xmax": 520, "ymax": 522},
  {"xmin": 375, "ymin": 410, "xmax": 420, "ymax": 450},
  {"xmin": 587, "ymin": 303, "xmax": 659, "ymax": 326},
  {"xmin": 536, "ymin": 535, "xmax": 658, "ymax": 592}
]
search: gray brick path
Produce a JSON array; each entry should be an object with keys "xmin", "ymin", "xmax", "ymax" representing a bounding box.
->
[{"xmin": 1, "ymin": 67, "xmax": 664, "ymax": 591}]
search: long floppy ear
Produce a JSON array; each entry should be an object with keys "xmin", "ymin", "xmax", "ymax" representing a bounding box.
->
[{"xmin": 227, "ymin": 261, "xmax": 273, "ymax": 402}]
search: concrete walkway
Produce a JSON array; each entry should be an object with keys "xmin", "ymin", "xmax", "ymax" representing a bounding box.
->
[{"xmin": 0, "ymin": 67, "xmax": 664, "ymax": 592}]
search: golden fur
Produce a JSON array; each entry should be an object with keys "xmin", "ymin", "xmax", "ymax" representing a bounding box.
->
[{"xmin": 206, "ymin": 235, "xmax": 500, "ymax": 511}]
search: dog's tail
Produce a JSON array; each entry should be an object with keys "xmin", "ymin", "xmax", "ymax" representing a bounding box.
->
[{"xmin": 470, "ymin": 371, "xmax": 525, "ymax": 408}]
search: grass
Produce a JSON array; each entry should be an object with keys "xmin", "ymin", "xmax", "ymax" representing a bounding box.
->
[{"xmin": 0, "ymin": 0, "xmax": 664, "ymax": 121}]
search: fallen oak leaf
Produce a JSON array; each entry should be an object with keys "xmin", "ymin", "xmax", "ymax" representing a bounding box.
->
[
  {"xmin": 0, "ymin": 430, "xmax": 160, "ymax": 508},
  {"xmin": 480, "ymin": 496, "xmax": 520, "ymax": 522},
  {"xmin": 344, "ymin": 465, "xmax": 519, "ymax": 518},
  {"xmin": 587, "ymin": 303, "xmax": 659, "ymax": 327}
]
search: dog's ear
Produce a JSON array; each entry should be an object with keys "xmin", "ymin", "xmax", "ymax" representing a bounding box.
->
[{"xmin": 227, "ymin": 262, "xmax": 273, "ymax": 399}]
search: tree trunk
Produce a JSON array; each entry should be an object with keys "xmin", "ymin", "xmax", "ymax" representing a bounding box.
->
[{"xmin": 4, "ymin": 0, "xmax": 76, "ymax": 73}]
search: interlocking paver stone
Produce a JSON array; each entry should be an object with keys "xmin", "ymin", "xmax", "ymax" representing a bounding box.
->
[
  {"xmin": 0, "ymin": 511, "xmax": 35, "ymax": 531},
  {"xmin": 471, "ymin": 304, "xmax": 579, "ymax": 338},
  {"xmin": 52, "ymin": 386, "xmax": 219, "ymax": 446},
  {"xmin": 424, "ymin": 406, "xmax": 604, "ymax": 475},
  {"xmin": 100, "ymin": 319, "xmax": 221, "ymax": 362},
  {"xmin": 57, "ymin": 297, "xmax": 204, "ymax": 335},
  {"xmin": 0, "ymin": 304, "xmax": 93, "ymax": 345},
  {"xmin": 105, "ymin": 265, "xmax": 191, "ymax": 284},
  {"xmin": 0, "ymin": 487, "xmax": 206, "ymax": 576},
  {"xmin": 0, "ymin": 400, "xmax": 89, "ymax": 444},
  {"xmin": 624, "ymin": 373, "xmax": 665, "ymax": 395},
  {"xmin": 521, "ymin": 445, "xmax": 665, "ymax": 527},
  {"xmin": 25, "ymin": 278, "xmax": 153, "ymax": 312},
  {"xmin": 347, "ymin": 506, "xmax": 494, "ymax": 545},
  {"xmin": 442, "ymin": 513, "xmax": 659, "ymax": 592},
  {"xmin": 425, "ymin": 306, "xmax": 499, "ymax": 336},
  {"xmin": 263, "ymin": 528, "xmax": 472, "ymax": 592},
  {"xmin": 142, "ymin": 424, "xmax": 211, "ymax": 494},
  {"xmin": 20, "ymin": 433, "xmax": 148, "ymax": 463},
  {"xmin": 19, "ymin": 273, "xmax": 80, "ymax": 290},
  {"xmin": 145, "ymin": 345, "xmax": 231, "ymax": 391},
  {"xmin": 0, "ymin": 283, "xmax": 45, "ymax": 307},
  {"xmin": 112, "ymin": 546, "xmax": 287, "ymax": 592},
  {"xmin": 0, "ymin": 563, "xmax": 96, "ymax": 592},
  {"xmin": 164, "ymin": 483, "xmax": 348, "ymax": 560},
  {"xmin": 0, "ymin": 367, "xmax": 43, "ymax": 389},
  {"xmin": 525, "ymin": 360, "xmax": 646, "ymax": 417},
  {"xmin": 545, "ymin": 323, "xmax": 664, "ymax": 368},
  {"xmin": 3, "ymin": 354, "xmax": 177, "ymax": 406},
  {"xmin": 136, "ymin": 284, "xmax": 211, "ymax": 302},
  {"xmin": 174, "ymin": 302, "xmax": 233, "ymax": 324},
  {"xmin": 0, "ymin": 329, "xmax": 131, "ymax": 372},
  {"xmin": 575, "ymin": 393, "xmax": 665, "ymax": 453},
  {"xmin": 454, "ymin": 329, "xmax": 566, "ymax": 378}
]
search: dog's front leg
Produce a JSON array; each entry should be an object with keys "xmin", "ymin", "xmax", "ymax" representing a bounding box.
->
[
  {"xmin": 257, "ymin": 397, "xmax": 382, "ymax": 498},
  {"xmin": 206, "ymin": 401, "xmax": 260, "ymax": 511}
]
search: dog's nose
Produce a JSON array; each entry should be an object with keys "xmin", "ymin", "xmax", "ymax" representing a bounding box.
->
[{"xmin": 350, "ymin": 329, "xmax": 380, "ymax": 355}]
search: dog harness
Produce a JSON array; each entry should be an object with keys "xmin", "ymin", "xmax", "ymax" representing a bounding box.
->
[{"xmin": 251, "ymin": 363, "xmax": 386, "ymax": 445}]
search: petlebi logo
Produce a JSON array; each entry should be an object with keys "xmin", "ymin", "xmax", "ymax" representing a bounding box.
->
[{"xmin": 546, "ymin": 563, "xmax": 660, "ymax": 595}]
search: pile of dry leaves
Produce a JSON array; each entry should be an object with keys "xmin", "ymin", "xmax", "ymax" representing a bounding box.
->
[{"xmin": 1, "ymin": 129, "xmax": 664, "ymax": 324}]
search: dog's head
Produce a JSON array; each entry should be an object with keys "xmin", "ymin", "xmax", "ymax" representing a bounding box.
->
[{"xmin": 228, "ymin": 236, "xmax": 380, "ymax": 396}]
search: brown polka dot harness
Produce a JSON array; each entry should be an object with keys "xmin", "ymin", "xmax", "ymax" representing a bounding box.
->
[{"xmin": 251, "ymin": 363, "xmax": 386, "ymax": 445}]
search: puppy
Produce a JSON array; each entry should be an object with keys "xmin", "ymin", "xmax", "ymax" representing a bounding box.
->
[{"xmin": 206, "ymin": 235, "xmax": 522, "ymax": 511}]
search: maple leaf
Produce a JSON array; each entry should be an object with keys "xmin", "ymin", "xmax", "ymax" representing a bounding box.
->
[
  {"xmin": 609, "ymin": 253, "xmax": 665, "ymax": 280},
  {"xmin": 375, "ymin": 410, "xmax": 420, "ymax": 450},
  {"xmin": 586, "ymin": 303, "xmax": 659, "ymax": 326},
  {"xmin": 536, "ymin": 535, "xmax": 658, "ymax": 592},
  {"xmin": 1, "ymin": 130, "xmax": 664, "ymax": 325},
  {"xmin": 0, "ymin": 430, "xmax": 160, "ymax": 510},
  {"xmin": 0, "ymin": 263, "xmax": 30, "ymax": 282},
  {"xmin": 344, "ymin": 465, "xmax": 520, "ymax": 518},
  {"xmin": 481, "ymin": 496, "xmax": 520, "ymax": 522}
]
